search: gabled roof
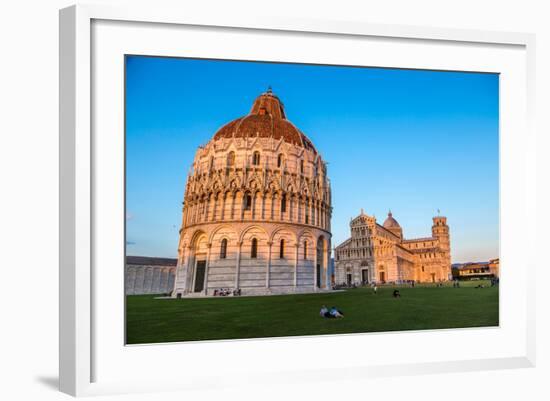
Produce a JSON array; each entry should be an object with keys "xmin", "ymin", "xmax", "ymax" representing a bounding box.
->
[{"xmin": 335, "ymin": 238, "xmax": 352, "ymax": 250}]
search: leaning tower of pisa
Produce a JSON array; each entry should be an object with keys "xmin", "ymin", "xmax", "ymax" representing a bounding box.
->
[{"xmin": 172, "ymin": 89, "xmax": 332, "ymax": 297}]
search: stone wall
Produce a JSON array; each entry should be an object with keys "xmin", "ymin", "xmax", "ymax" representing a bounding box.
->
[
  {"xmin": 126, "ymin": 256, "xmax": 177, "ymax": 295},
  {"xmin": 173, "ymin": 221, "xmax": 330, "ymax": 296}
]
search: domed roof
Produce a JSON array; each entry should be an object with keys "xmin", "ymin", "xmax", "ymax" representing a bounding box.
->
[
  {"xmin": 383, "ymin": 211, "xmax": 401, "ymax": 229},
  {"xmin": 212, "ymin": 88, "xmax": 317, "ymax": 154}
]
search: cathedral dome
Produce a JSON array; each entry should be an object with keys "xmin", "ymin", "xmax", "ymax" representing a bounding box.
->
[
  {"xmin": 212, "ymin": 88, "xmax": 317, "ymax": 154},
  {"xmin": 383, "ymin": 211, "xmax": 401, "ymax": 229}
]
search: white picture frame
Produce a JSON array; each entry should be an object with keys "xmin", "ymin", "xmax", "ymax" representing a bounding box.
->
[{"xmin": 59, "ymin": 4, "xmax": 536, "ymax": 397}]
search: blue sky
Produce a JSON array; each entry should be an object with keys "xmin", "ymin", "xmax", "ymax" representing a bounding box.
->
[{"xmin": 126, "ymin": 56, "xmax": 499, "ymax": 263}]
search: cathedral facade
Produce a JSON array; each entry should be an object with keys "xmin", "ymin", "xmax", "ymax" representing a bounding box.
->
[
  {"xmin": 172, "ymin": 89, "xmax": 332, "ymax": 297},
  {"xmin": 334, "ymin": 211, "xmax": 451, "ymax": 285}
]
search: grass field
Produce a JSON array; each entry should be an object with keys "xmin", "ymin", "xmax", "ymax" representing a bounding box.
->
[{"xmin": 126, "ymin": 280, "xmax": 499, "ymax": 344}]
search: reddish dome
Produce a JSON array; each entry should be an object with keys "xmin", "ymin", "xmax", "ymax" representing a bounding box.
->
[
  {"xmin": 383, "ymin": 211, "xmax": 401, "ymax": 229},
  {"xmin": 212, "ymin": 89, "xmax": 317, "ymax": 154}
]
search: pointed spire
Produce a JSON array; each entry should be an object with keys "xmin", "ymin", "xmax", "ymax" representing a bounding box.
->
[{"xmin": 388, "ymin": 209, "xmax": 392, "ymax": 217}]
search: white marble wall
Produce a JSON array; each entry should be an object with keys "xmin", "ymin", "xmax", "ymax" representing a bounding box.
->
[{"xmin": 126, "ymin": 264, "xmax": 176, "ymax": 295}]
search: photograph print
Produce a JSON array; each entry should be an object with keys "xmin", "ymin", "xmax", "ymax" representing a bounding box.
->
[{"xmin": 125, "ymin": 56, "xmax": 499, "ymax": 344}]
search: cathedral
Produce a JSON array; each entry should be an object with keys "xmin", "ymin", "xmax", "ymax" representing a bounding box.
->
[
  {"xmin": 172, "ymin": 89, "xmax": 332, "ymax": 297},
  {"xmin": 334, "ymin": 210, "xmax": 451, "ymax": 285}
]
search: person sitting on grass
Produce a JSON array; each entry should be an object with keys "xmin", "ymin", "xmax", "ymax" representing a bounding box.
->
[
  {"xmin": 330, "ymin": 306, "xmax": 344, "ymax": 318},
  {"xmin": 393, "ymin": 289, "xmax": 401, "ymax": 298},
  {"xmin": 320, "ymin": 305, "xmax": 329, "ymax": 318}
]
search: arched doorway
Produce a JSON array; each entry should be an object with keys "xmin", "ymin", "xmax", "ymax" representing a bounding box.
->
[
  {"xmin": 346, "ymin": 266, "xmax": 352, "ymax": 286},
  {"xmin": 188, "ymin": 232, "xmax": 208, "ymax": 293},
  {"xmin": 360, "ymin": 260, "xmax": 369, "ymax": 284}
]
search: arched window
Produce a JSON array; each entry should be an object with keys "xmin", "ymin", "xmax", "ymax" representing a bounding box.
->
[
  {"xmin": 227, "ymin": 151, "xmax": 235, "ymax": 167},
  {"xmin": 281, "ymin": 194, "xmax": 287, "ymax": 213},
  {"xmin": 220, "ymin": 239, "xmax": 227, "ymax": 259},
  {"xmin": 422, "ymin": 265, "xmax": 425, "ymax": 272},
  {"xmin": 210, "ymin": 156, "xmax": 215, "ymax": 170},
  {"xmin": 251, "ymin": 238, "xmax": 258, "ymax": 259},
  {"xmin": 279, "ymin": 239, "xmax": 285, "ymax": 259},
  {"xmin": 304, "ymin": 241, "xmax": 308, "ymax": 260},
  {"xmin": 252, "ymin": 151, "xmax": 260, "ymax": 166},
  {"xmin": 300, "ymin": 160, "xmax": 304, "ymax": 174},
  {"xmin": 277, "ymin": 153, "xmax": 283, "ymax": 168},
  {"xmin": 244, "ymin": 193, "xmax": 252, "ymax": 210}
]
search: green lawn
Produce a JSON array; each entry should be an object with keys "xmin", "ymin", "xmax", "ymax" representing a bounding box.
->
[{"xmin": 126, "ymin": 280, "xmax": 499, "ymax": 344}]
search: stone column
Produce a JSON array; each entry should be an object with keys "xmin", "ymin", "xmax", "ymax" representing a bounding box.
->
[
  {"xmin": 184, "ymin": 246, "xmax": 193, "ymax": 293},
  {"xmin": 294, "ymin": 243, "xmax": 299, "ymax": 288},
  {"xmin": 326, "ymin": 245, "xmax": 331, "ymax": 289},
  {"xmin": 313, "ymin": 245, "xmax": 318, "ymax": 291},
  {"xmin": 204, "ymin": 197, "xmax": 209, "ymax": 222},
  {"xmin": 220, "ymin": 194, "xmax": 226, "ymax": 220},
  {"xmin": 204, "ymin": 243, "xmax": 212, "ymax": 295},
  {"xmin": 234, "ymin": 241, "xmax": 242, "ymax": 290},
  {"xmin": 172, "ymin": 249, "xmax": 183, "ymax": 296},
  {"xmin": 313, "ymin": 201, "xmax": 317, "ymax": 227},
  {"xmin": 197, "ymin": 199, "xmax": 202, "ymax": 223},
  {"xmin": 240, "ymin": 192, "xmax": 245, "ymax": 220},
  {"xmin": 289, "ymin": 196, "xmax": 293, "ymax": 222},
  {"xmin": 211, "ymin": 195, "xmax": 217, "ymax": 222},
  {"xmin": 266, "ymin": 241, "xmax": 272, "ymax": 288},
  {"xmin": 186, "ymin": 202, "xmax": 192, "ymax": 225},
  {"xmin": 278, "ymin": 193, "xmax": 283, "ymax": 221},
  {"xmin": 230, "ymin": 192, "xmax": 236, "ymax": 220},
  {"xmin": 313, "ymin": 199, "xmax": 319, "ymax": 226},
  {"xmin": 193, "ymin": 200, "xmax": 199, "ymax": 224},
  {"xmin": 251, "ymin": 192, "xmax": 256, "ymax": 220},
  {"xmin": 181, "ymin": 205, "xmax": 188, "ymax": 227}
]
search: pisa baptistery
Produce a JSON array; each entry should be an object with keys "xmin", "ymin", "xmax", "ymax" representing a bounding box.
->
[{"xmin": 172, "ymin": 88, "xmax": 332, "ymax": 297}]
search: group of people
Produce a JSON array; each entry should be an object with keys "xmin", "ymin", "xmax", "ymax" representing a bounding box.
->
[
  {"xmin": 319, "ymin": 305, "xmax": 345, "ymax": 319},
  {"xmin": 213, "ymin": 288, "xmax": 241, "ymax": 296}
]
